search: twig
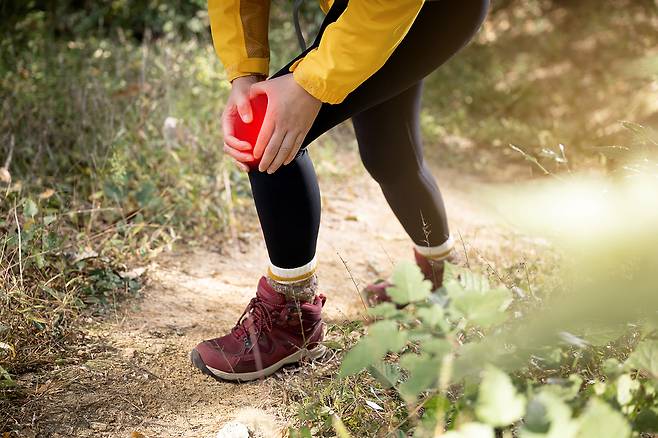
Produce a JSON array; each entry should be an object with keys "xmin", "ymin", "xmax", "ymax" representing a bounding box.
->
[
  {"xmin": 523, "ymin": 261, "xmax": 536, "ymax": 299},
  {"xmin": 223, "ymin": 168, "xmax": 238, "ymax": 245},
  {"xmin": 457, "ymin": 230, "xmax": 470, "ymax": 269},
  {"xmin": 336, "ymin": 250, "xmax": 370, "ymax": 321},
  {"xmin": 13, "ymin": 202, "xmax": 23, "ymax": 288},
  {"xmin": 3, "ymin": 135, "xmax": 14, "ymax": 170},
  {"xmin": 2, "ymin": 135, "xmax": 16, "ymax": 170}
]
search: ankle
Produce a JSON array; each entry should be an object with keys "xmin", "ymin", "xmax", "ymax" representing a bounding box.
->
[{"xmin": 266, "ymin": 274, "xmax": 318, "ymax": 303}]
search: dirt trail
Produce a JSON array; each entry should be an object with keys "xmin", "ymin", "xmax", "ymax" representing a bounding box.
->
[{"xmin": 15, "ymin": 164, "xmax": 541, "ymax": 438}]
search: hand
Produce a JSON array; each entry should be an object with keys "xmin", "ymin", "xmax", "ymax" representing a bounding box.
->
[
  {"xmin": 250, "ymin": 74, "xmax": 322, "ymax": 174},
  {"xmin": 221, "ymin": 74, "xmax": 264, "ymax": 172}
]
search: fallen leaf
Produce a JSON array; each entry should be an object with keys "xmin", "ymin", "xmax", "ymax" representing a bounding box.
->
[
  {"xmin": 366, "ymin": 400, "xmax": 383, "ymax": 411},
  {"xmin": 39, "ymin": 188, "xmax": 55, "ymax": 199}
]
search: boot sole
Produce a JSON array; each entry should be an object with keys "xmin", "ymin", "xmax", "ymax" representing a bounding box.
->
[{"xmin": 190, "ymin": 344, "xmax": 327, "ymax": 382}]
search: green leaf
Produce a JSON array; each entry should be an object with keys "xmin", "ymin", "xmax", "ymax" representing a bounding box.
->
[
  {"xmin": 580, "ymin": 324, "xmax": 623, "ymax": 347},
  {"xmin": 576, "ymin": 398, "xmax": 631, "ymax": 438},
  {"xmin": 616, "ymin": 374, "xmax": 639, "ymax": 406},
  {"xmin": 542, "ymin": 375, "xmax": 582, "ymax": 401},
  {"xmin": 0, "ymin": 365, "xmax": 15, "ymax": 388},
  {"xmin": 460, "ymin": 269, "xmax": 491, "ymax": 293},
  {"xmin": 288, "ymin": 427, "xmax": 312, "ymax": 438},
  {"xmin": 339, "ymin": 320, "xmax": 406, "ymax": 377},
  {"xmin": 417, "ymin": 304, "xmax": 446, "ymax": 329},
  {"xmin": 521, "ymin": 391, "xmax": 578, "ymax": 438},
  {"xmin": 367, "ymin": 361, "xmax": 400, "ymax": 389},
  {"xmin": 399, "ymin": 352, "xmax": 441, "ymax": 401},
  {"xmin": 634, "ymin": 407, "xmax": 658, "ymax": 433},
  {"xmin": 368, "ymin": 302, "xmax": 400, "ymax": 319},
  {"xmin": 602, "ymin": 358, "xmax": 623, "ymax": 379},
  {"xmin": 422, "ymin": 338, "xmax": 451, "ymax": 357},
  {"xmin": 443, "ymin": 423, "xmax": 494, "ymax": 438},
  {"xmin": 446, "ymin": 276, "xmax": 512, "ymax": 328},
  {"xmin": 387, "ymin": 261, "xmax": 432, "ymax": 305},
  {"xmin": 475, "ymin": 366, "xmax": 525, "ymax": 427},
  {"xmin": 420, "ymin": 394, "xmax": 451, "ymax": 424},
  {"xmin": 625, "ymin": 340, "xmax": 658, "ymax": 378},
  {"xmin": 23, "ymin": 198, "xmax": 38, "ymax": 218}
]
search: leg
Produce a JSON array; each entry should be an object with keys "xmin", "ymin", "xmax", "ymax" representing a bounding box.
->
[
  {"xmin": 352, "ymin": 81, "xmax": 450, "ymax": 248},
  {"xmin": 254, "ymin": 0, "xmax": 489, "ymax": 274},
  {"xmin": 248, "ymin": 150, "xmax": 320, "ymax": 271}
]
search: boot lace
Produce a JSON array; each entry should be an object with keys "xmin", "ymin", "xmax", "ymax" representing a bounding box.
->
[{"xmin": 231, "ymin": 297, "xmax": 285, "ymax": 340}]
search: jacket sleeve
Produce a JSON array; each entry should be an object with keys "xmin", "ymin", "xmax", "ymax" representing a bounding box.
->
[
  {"xmin": 290, "ymin": 0, "xmax": 424, "ymax": 104},
  {"xmin": 208, "ymin": 0, "xmax": 271, "ymax": 82}
]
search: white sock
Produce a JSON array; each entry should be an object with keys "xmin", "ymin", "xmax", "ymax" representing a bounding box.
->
[
  {"xmin": 266, "ymin": 256, "xmax": 318, "ymax": 302},
  {"xmin": 267, "ymin": 256, "xmax": 317, "ymax": 283},
  {"xmin": 414, "ymin": 236, "xmax": 455, "ymax": 260}
]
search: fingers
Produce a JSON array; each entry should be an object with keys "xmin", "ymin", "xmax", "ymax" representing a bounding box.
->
[
  {"xmin": 249, "ymin": 83, "xmax": 273, "ymax": 160},
  {"xmin": 223, "ymin": 144, "xmax": 254, "ymax": 163},
  {"xmin": 284, "ymin": 132, "xmax": 305, "ymax": 166},
  {"xmin": 258, "ymin": 128, "xmax": 285, "ymax": 173},
  {"xmin": 248, "ymin": 82, "xmax": 265, "ymax": 100},
  {"xmin": 253, "ymin": 112, "xmax": 275, "ymax": 160},
  {"xmin": 222, "ymin": 108, "xmax": 252, "ymax": 151},
  {"xmin": 267, "ymin": 131, "xmax": 298, "ymax": 174},
  {"xmin": 235, "ymin": 93, "xmax": 253, "ymax": 123},
  {"xmin": 224, "ymin": 134, "xmax": 252, "ymax": 151},
  {"xmin": 222, "ymin": 107, "xmax": 234, "ymax": 137},
  {"xmin": 234, "ymin": 161, "xmax": 250, "ymax": 172}
]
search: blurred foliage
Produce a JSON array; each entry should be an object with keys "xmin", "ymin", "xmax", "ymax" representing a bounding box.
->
[
  {"xmin": 1, "ymin": 0, "xmax": 207, "ymax": 42},
  {"xmin": 291, "ymin": 171, "xmax": 658, "ymax": 436},
  {"xmin": 422, "ymin": 0, "xmax": 658, "ymax": 173}
]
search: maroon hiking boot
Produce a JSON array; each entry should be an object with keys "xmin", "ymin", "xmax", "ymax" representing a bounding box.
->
[
  {"xmin": 191, "ymin": 276, "xmax": 326, "ymax": 382},
  {"xmin": 362, "ymin": 249, "xmax": 451, "ymax": 307}
]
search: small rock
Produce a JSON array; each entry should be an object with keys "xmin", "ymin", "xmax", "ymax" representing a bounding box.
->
[
  {"xmin": 0, "ymin": 167, "xmax": 11, "ymax": 183},
  {"xmin": 216, "ymin": 421, "xmax": 250, "ymax": 438},
  {"xmin": 122, "ymin": 348, "xmax": 136, "ymax": 359}
]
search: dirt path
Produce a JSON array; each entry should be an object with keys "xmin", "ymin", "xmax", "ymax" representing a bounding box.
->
[{"xmin": 14, "ymin": 163, "xmax": 543, "ymax": 438}]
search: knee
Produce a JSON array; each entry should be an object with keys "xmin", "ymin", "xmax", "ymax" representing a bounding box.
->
[
  {"xmin": 360, "ymin": 149, "xmax": 424, "ymax": 186},
  {"xmin": 359, "ymin": 150, "xmax": 395, "ymax": 184}
]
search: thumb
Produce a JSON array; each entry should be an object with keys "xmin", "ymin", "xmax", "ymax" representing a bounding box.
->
[
  {"xmin": 235, "ymin": 94, "xmax": 253, "ymax": 123},
  {"xmin": 249, "ymin": 81, "xmax": 268, "ymax": 101}
]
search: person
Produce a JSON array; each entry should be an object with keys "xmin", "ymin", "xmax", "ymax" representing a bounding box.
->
[{"xmin": 191, "ymin": 0, "xmax": 490, "ymax": 382}]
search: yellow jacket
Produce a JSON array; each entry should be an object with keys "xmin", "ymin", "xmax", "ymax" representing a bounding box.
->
[{"xmin": 208, "ymin": 0, "xmax": 424, "ymax": 104}]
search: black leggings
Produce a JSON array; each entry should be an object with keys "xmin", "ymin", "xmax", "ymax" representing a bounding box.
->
[{"xmin": 248, "ymin": 0, "xmax": 490, "ymax": 270}]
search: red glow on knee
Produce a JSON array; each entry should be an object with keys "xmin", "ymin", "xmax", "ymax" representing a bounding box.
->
[{"xmin": 233, "ymin": 93, "xmax": 268, "ymax": 170}]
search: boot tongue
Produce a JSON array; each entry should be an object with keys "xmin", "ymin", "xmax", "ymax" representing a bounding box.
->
[
  {"xmin": 256, "ymin": 276, "xmax": 287, "ymax": 306},
  {"xmin": 231, "ymin": 277, "xmax": 286, "ymax": 339}
]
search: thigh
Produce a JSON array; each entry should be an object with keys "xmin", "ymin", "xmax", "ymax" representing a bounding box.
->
[{"xmin": 269, "ymin": 0, "xmax": 490, "ymax": 148}]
